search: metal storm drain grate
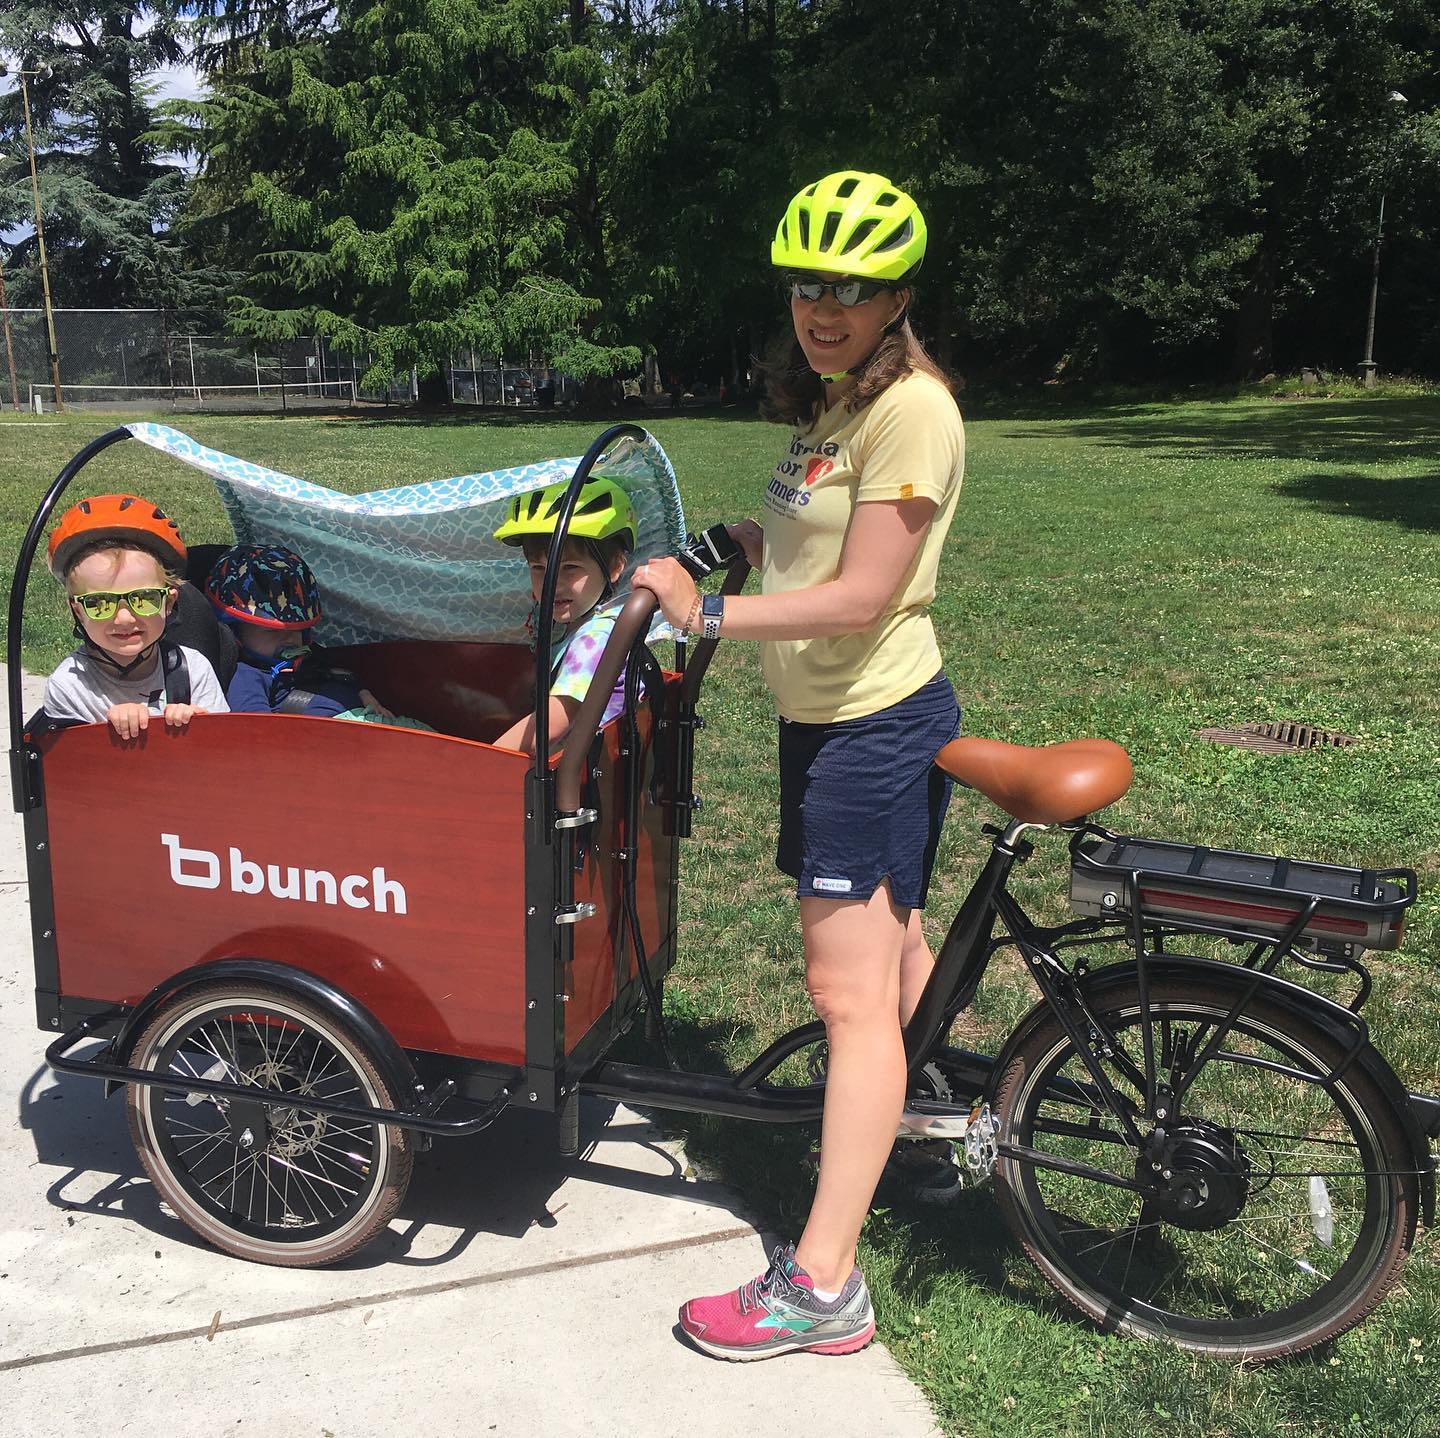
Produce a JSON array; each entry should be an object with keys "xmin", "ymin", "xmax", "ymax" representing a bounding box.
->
[{"xmin": 1196, "ymin": 721, "xmax": 1359, "ymax": 753}]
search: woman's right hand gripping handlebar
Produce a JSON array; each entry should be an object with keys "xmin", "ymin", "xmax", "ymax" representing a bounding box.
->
[{"xmin": 726, "ymin": 520, "xmax": 763, "ymax": 571}]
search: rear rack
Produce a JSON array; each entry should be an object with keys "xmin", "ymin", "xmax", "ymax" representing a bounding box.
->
[{"xmin": 1069, "ymin": 826, "xmax": 1416, "ymax": 960}]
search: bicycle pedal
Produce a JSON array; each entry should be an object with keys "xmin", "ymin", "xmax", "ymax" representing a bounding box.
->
[
  {"xmin": 897, "ymin": 1098, "xmax": 977, "ymax": 1141},
  {"xmin": 962, "ymin": 1101, "xmax": 999, "ymax": 1184}
]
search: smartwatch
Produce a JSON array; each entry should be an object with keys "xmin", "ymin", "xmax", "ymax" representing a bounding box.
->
[{"xmin": 701, "ymin": 593, "xmax": 725, "ymax": 641}]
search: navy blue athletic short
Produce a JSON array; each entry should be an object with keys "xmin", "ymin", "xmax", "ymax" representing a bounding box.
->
[{"xmin": 776, "ymin": 672, "xmax": 960, "ymax": 909}]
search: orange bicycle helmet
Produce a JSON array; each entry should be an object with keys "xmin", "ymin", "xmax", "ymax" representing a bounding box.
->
[{"xmin": 47, "ymin": 494, "xmax": 187, "ymax": 579}]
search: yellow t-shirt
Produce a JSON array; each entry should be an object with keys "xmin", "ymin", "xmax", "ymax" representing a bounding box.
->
[{"xmin": 760, "ymin": 371, "xmax": 964, "ymax": 723}]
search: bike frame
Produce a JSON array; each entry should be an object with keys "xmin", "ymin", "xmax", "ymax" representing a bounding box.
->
[{"xmin": 584, "ymin": 814, "xmax": 1440, "ymax": 1222}]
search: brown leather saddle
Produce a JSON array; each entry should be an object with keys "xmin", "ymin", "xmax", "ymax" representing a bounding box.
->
[{"xmin": 934, "ymin": 736, "xmax": 1133, "ymax": 825}]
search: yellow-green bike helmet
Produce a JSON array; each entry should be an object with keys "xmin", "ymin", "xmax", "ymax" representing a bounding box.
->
[
  {"xmin": 771, "ymin": 170, "xmax": 927, "ymax": 281},
  {"xmin": 494, "ymin": 474, "xmax": 637, "ymax": 550}
]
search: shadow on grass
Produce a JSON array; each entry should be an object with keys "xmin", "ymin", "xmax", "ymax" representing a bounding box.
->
[
  {"xmin": 1272, "ymin": 469, "xmax": 1440, "ymax": 533},
  {"xmin": 1008, "ymin": 398, "xmax": 1440, "ymax": 466}
]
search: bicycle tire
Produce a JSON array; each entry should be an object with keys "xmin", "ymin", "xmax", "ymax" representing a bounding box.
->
[
  {"xmin": 126, "ymin": 981, "xmax": 413, "ymax": 1267},
  {"xmin": 992, "ymin": 972, "xmax": 1417, "ymax": 1358}
]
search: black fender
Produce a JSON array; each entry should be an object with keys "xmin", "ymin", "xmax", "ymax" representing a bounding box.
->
[
  {"xmin": 991, "ymin": 956, "xmax": 1435, "ymax": 1228},
  {"xmin": 108, "ymin": 958, "xmax": 420, "ymax": 1110}
]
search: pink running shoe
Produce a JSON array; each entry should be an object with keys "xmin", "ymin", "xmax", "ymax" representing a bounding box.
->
[{"xmin": 678, "ymin": 1243, "xmax": 876, "ymax": 1361}]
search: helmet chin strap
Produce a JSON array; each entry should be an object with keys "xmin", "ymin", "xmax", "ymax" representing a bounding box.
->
[
  {"xmin": 76, "ymin": 622, "xmax": 161, "ymax": 679},
  {"xmin": 816, "ymin": 301, "xmax": 910, "ymax": 386}
]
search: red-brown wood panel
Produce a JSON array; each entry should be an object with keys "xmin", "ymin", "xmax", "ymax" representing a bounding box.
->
[
  {"xmin": 41, "ymin": 713, "xmax": 530, "ymax": 1063},
  {"xmin": 323, "ymin": 640, "xmax": 535, "ymax": 745}
]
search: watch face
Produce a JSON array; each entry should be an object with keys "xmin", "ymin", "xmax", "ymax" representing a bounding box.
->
[{"xmin": 702, "ymin": 595, "xmax": 723, "ymax": 616}]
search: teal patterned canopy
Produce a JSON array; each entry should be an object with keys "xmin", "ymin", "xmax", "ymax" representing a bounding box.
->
[{"xmin": 124, "ymin": 423, "xmax": 687, "ymax": 647}]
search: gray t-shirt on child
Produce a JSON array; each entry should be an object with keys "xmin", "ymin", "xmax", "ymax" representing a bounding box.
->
[{"xmin": 44, "ymin": 644, "xmax": 229, "ymax": 724}]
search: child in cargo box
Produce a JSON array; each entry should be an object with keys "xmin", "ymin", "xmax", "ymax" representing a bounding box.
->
[
  {"xmin": 490, "ymin": 475, "xmax": 637, "ymax": 754},
  {"xmin": 43, "ymin": 494, "xmax": 229, "ymax": 738},
  {"xmin": 205, "ymin": 543, "xmax": 398, "ymax": 720}
]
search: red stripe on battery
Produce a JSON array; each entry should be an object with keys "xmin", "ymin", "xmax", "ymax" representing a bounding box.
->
[{"xmin": 1137, "ymin": 887, "xmax": 1370, "ymax": 937}]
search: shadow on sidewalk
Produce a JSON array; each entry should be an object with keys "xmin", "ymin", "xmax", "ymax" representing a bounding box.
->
[{"xmin": 17, "ymin": 1064, "xmax": 751, "ymax": 1271}]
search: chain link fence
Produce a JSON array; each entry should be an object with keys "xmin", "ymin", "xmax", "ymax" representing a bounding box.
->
[{"xmin": 0, "ymin": 309, "xmax": 582, "ymax": 413}]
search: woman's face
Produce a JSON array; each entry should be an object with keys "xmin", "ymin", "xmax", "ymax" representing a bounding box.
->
[{"xmin": 790, "ymin": 275, "xmax": 908, "ymax": 378}]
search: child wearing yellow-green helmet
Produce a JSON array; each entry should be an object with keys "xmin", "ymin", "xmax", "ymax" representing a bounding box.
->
[{"xmin": 490, "ymin": 474, "xmax": 638, "ymax": 754}]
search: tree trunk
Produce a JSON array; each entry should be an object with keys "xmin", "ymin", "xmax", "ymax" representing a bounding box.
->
[
  {"xmin": 417, "ymin": 369, "xmax": 449, "ymax": 407},
  {"xmin": 1232, "ymin": 240, "xmax": 1276, "ymax": 380},
  {"xmin": 931, "ymin": 282, "xmax": 954, "ymax": 370}
]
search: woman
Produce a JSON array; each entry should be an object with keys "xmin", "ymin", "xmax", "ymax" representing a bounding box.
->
[{"xmin": 632, "ymin": 170, "xmax": 965, "ymax": 1361}]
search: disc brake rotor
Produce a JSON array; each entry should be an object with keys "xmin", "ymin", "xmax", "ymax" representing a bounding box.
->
[{"xmin": 244, "ymin": 1059, "xmax": 330, "ymax": 1159}]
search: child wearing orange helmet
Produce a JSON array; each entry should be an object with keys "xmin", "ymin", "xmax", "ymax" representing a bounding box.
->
[{"xmin": 43, "ymin": 495, "xmax": 229, "ymax": 738}]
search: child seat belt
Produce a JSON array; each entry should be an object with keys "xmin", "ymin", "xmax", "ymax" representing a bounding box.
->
[
  {"xmin": 160, "ymin": 641, "xmax": 191, "ymax": 706},
  {"xmin": 270, "ymin": 649, "xmax": 361, "ymax": 715}
]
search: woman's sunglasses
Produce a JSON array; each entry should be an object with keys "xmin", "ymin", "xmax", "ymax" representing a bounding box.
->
[
  {"xmin": 786, "ymin": 275, "xmax": 896, "ymax": 308},
  {"xmin": 70, "ymin": 587, "xmax": 170, "ymax": 621}
]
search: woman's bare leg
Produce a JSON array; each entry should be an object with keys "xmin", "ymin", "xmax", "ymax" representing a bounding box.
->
[
  {"xmin": 898, "ymin": 908, "xmax": 934, "ymax": 1026},
  {"xmin": 792, "ymin": 883, "xmax": 908, "ymax": 1292}
]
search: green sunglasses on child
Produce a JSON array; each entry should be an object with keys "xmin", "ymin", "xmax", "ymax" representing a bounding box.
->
[{"xmin": 70, "ymin": 586, "xmax": 171, "ymax": 621}]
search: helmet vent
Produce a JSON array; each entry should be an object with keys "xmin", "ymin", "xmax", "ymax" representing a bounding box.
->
[
  {"xmin": 879, "ymin": 191, "xmax": 899, "ymax": 206},
  {"xmin": 118, "ymin": 497, "xmax": 135, "ymax": 511},
  {"xmin": 835, "ymin": 176, "xmax": 859, "ymax": 198},
  {"xmin": 819, "ymin": 212, "xmax": 841, "ymax": 251},
  {"xmin": 845, "ymin": 218, "xmax": 878, "ymax": 252},
  {"xmin": 576, "ymin": 492, "xmax": 610, "ymax": 515},
  {"xmin": 797, "ymin": 208, "xmax": 810, "ymax": 249},
  {"xmin": 78, "ymin": 500, "xmax": 92, "ymax": 514},
  {"xmin": 874, "ymin": 217, "xmax": 914, "ymax": 251}
]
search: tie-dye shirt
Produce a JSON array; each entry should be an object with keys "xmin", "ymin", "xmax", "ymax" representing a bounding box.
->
[{"xmin": 549, "ymin": 602, "xmax": 631, "ymax": 726}]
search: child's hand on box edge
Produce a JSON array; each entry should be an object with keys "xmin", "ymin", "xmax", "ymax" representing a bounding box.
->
[
  {"xmin": 106, "ymin": 702, "xmax": 150, "ymax": 739},
  {"xmin": 163, "ymin": 703, "xmax": 207, "ymax": 729}
]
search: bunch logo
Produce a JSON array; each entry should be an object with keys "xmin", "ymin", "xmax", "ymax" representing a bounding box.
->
[{"xmin": 161, "ymin": 833, "xmax": 408, "ymax": 914}]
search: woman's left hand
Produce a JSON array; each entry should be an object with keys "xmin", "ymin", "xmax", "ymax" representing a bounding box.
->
[{"xmin": 630, "ymin": 556, "xmax": 699, "ymax": 630}]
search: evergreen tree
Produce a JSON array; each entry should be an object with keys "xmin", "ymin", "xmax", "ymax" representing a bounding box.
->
[
  {"xmin": 186, "ymin": 0, "xmax": 699, "ymax": 398},
  {"xmin": 0, "ymin": 3, "xmax": 215, "ymax": 312}
]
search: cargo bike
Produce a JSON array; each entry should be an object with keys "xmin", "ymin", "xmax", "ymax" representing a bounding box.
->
[{"xmin": 9, "ymin": 422, "xmax": 1439, "ymax": 1360}]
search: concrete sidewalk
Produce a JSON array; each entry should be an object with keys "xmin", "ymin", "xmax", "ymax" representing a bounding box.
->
[{"xmin": 0, "ymin": 664, "xmax": 939, "ymax": 1438}]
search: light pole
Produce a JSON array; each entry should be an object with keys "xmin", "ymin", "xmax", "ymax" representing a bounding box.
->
[
  {"xmin": 1, "ymin": 63, "xmax": 63, "ymax": 409},
  {"xmin": 1359, "ymin": 90, "xmax": 1408, "ymax": 390}
]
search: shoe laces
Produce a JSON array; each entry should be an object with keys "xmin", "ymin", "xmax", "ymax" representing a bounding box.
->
[{"xmin": 737, "ymin": 1247, "xmax": 801, "ymax": 1315}]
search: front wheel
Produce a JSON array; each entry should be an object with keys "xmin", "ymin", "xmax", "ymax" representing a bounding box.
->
[
  {"xmin": 992, "ymin": 975, "xmax": 1417, "ymax": 1358},
  {"xmin": 125, "ymin": 981, "xmax": 413, "ymax": 1266}
]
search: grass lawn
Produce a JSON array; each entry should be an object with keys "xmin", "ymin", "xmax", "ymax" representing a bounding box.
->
[{"xmin": 2, "ymin": 396, "xmax": 1438, "ymax": 1436}]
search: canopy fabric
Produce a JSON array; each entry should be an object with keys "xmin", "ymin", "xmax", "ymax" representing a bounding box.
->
[{"xmin": 124, "ymin": 422, "xmax": 686, "ymax": 647}]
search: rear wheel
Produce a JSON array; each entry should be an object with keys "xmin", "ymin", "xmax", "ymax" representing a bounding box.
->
[
  {"xmin": 125, "ymin": 982, "xmax": 413, "ymax": 1266},
  {"xmin": 992, "ymin": 975, "xmax": 1417, "ymax": 1358}
]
